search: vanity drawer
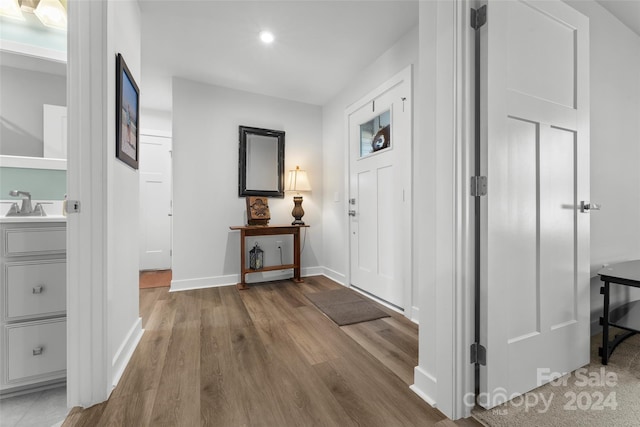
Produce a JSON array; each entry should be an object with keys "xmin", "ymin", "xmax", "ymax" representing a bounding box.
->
[
  {"xmin": 3, "ymin": 227, "xmax": 66, "ymax": 257},
  {"xmin": 4, "ymin": 260, "xmax": 66, "ymax": 320},
  {"xmin": 4, "ymin": 319, "xmax": 66, "ymax": 383}
]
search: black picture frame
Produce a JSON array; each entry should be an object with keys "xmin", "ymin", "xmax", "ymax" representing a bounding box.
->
[{"xmin": 115, "ymin": 53, "xmax": 140, "ymax": 170}]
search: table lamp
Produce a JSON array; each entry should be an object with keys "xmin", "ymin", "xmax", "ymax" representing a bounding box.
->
[{"xmin": 286, "ymin": 166, "xmax": 311, "ymax": 225}]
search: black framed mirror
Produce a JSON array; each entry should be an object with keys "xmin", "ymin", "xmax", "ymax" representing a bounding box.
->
[{"xmin": 238, "ymin": 126, "xmax": 285, "ymax": 198}]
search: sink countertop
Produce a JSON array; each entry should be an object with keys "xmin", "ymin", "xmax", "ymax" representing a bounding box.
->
[{"xmin": 0, "ymin": 215, "xmax": 67, "ymax": 223}]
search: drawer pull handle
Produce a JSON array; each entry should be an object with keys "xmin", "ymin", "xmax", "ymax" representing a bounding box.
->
[
  {"xmin": 32, "ymin": 347, "xmax": 43, "ymax": 356},
  {"xmin": 32, "ymin": 285, "xmax": 44, "ymax": 294}
]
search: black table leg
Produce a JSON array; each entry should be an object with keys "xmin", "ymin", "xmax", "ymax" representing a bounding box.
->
[{"xmin": 600, "ymin": 281, "xmax": 610, "ymax": 365}]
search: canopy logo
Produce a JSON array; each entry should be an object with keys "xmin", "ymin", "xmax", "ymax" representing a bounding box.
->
[{"xmin": 469, "ymin": 368, "xmax": 619, "ymax": 414}]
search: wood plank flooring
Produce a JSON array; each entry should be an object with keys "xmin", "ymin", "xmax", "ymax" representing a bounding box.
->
[
  {"xmin": 63, "ymin": 276, "xmax": 481, "ymax": 426},
  {"xmin": 139, "ymin": 269, "xmax": 172, "ymax": 289}
]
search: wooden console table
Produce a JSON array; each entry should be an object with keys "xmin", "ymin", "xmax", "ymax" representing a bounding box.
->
[{"xmin": 229, "ymin": 225, "xmax": 309, "ymax": 290}]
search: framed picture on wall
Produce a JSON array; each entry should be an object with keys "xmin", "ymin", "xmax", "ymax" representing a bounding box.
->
[{"xmin": 115, "ymin": 53, "xmax": 140, "ymax": 169}]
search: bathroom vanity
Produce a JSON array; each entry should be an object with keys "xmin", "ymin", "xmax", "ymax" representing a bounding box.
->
[
  {"xmin": 0, "ymin": 36, "xmax": 69, "ymax": 398},
  {"xmin": 0, "ymin": 218, "xmax": 66, "ymax": 396}
]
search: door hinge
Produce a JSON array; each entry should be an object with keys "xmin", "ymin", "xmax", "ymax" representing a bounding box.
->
[
  {"xmin": 471, "ymin": 5, "xmax": 487, "ymax": 30},
  {"xmin": 470, "ymin": 176, "xmax": 487, "ymax": 197},
  {"xmin": 470, "ymin": 343, "xmax": 486, "ymax": 365},
  {"xmin": 66, "ymin": 200, "xmax": 81, "ymax": 214}
]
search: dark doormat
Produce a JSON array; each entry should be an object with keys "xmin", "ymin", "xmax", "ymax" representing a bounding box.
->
[{"xmin": 305, "ymin": 288, "xmax": 390, "ymax": 326}]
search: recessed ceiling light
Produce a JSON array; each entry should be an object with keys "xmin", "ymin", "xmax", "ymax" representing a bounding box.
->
[{"xmin": 259, "ymin": 30, "xmax": 274, "ymax": 44}]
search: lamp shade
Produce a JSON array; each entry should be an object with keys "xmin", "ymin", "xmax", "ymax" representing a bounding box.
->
[{"xmin": 286, "ymin": 166, "xmax": 311, "ymax": 192}]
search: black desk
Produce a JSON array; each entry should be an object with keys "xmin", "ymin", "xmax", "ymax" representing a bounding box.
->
[{"xmin": 598, "ymin": 260, "xmax": 640, "ymax": 364}]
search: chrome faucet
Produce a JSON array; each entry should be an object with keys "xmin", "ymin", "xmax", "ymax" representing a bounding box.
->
[{"xmin": 9, "ymin": 190, "xmax": 33, "ymax": 214}]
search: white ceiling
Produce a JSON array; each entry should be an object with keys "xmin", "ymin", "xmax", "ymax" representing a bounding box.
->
[
  {"xmin": 595, "ymin": 0, "xmax": 640, "ymax": 38},
  {"xmin": 140, "ymin": 0, "xmax": 640, "ymax": 113},
  {"xmin": 139, "ymin": 0, "xmax": 419, "ymax": 111}
]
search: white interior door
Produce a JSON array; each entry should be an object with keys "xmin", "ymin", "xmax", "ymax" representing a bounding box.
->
[
  {"xmin": 479, "ymin": 0, "xmax": 590, "ymax": 407},
  {"xmin": 139, "ymin": 133, "xmax": 172, "ymax": 271},
  {"xmin": 348, "ymin": 68, "xmax": 411, "ymax": 309}
]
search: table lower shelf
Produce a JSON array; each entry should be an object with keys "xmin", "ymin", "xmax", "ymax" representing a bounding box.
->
[{"xmin": 244, "ymin": 264, "xmax": 296, "ymax": 274}]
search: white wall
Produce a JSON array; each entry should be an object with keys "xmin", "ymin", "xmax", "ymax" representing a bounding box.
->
[
  {"xmin": 321, "ymin": 26, "xmax": 419, "ymax": 312},
  {"xmin": 412, "ymin": 0, "xmax": 438, "ymax": 406},
  {"xmin": 566, "ymin": 0, "xmax": 640, "ymax": 334},
  {"xmin": 172, "ymin": 78, "xmax": 322, "ymax": 290},
  {"xmin": 66, "ymin": 0, "xmax": 142, "ymax": 407},
  {"xmin": 413, "ymin": 1, "xmax": 476, "ymax": 417},
  {"xmin": 141, "ymin": 108, "xmax": 172, "ymax": 134},
  {"xmin": 107, "ymin": 0, "xmax": 143, "ymax": 386}
]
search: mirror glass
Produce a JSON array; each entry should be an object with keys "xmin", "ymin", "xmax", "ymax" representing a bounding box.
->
[
  {"xmin": 239, "ymin": 126, "xmax": 285, "ymax": 198},
  {"xmin": 0, "ymin": 46, "xmax": 67, "ymax": 169}
]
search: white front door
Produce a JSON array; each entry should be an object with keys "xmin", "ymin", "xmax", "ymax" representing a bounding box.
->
[
  {"xmin": 348, "ymin": 67, "xmax": 412, "ymax": 309},
  {"xmin": 479, "ymin": 0, "xmax": 590, "ymax": 407},
  {"xmin": 139, "ymin": 133, "xmax": 172, "ymax": 271}
]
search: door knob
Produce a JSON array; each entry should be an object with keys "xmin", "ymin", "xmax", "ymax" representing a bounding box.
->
[
  {"xmin": 581, "ymin": 201, "xmax": 601, "ymax": 212},
  {"xmin": 348, "ymin": 210, "xmax": 356, "ymax": 217}
]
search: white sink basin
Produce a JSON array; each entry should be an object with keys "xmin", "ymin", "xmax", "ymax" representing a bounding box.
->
[{"xmin": 0, "ymin": 200, "xmax": 66, "ymax": 222}]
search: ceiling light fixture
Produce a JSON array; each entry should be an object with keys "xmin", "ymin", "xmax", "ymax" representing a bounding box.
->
[
  {"xmin": 19, "ymin": 0, "xmax": 37, "ymax": 12},
  {"xmin": 0, "ymin": 0, "xmax": 25, "ymax": 20},
  {"xmin": 0, "ymin": 0, "xmax": 66, "ymax": 29},
  {"xmin": 34, "ymin": 0, "xmax": 66, "ymax": 30},
  {"xmin": 259, "ymin": 30, "xmax": 274, "ymax": 44}
]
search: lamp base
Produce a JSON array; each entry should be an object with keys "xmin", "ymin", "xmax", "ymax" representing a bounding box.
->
[{"xmin": 291, "ymin": 195, "xmax": 305, "ymax": 226}]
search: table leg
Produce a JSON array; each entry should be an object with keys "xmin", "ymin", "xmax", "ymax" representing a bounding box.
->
[
  {"xmin": 237, "ymin": 230, "xmax": 249, "ymax": 290},
  {"xmin": 600, "ymin": 281, "xmax": 610, "ymax": 365},
  {"xmin": 293, "ymin": 228, "xmax": 303, "ymax": 283}
]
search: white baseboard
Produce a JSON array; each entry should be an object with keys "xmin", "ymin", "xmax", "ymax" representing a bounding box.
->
[
  {"xmin": 303, "ymin": 266, "xmax": 324, "ymax": 277},
  {"xmin": 170, "ymin": 274, "xmax": 239, "ymax": 291},
  {"xmin": 111, "ymin": 317, "xmax": 143, "ymax": 389},
  {"xmin": 410, "ymin": 306, "xmax": 420, "ymax": 324},
  {"xmin": 170, "ymin": 267, "xmax": 325, "ymax": 292},
  {"xmin": 322, "ymin": 267, "xmax": 346, "ymax": 285},
  {"xmin": 412, "ymin": 365, "xmax": 438, "ymax": 408}
]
